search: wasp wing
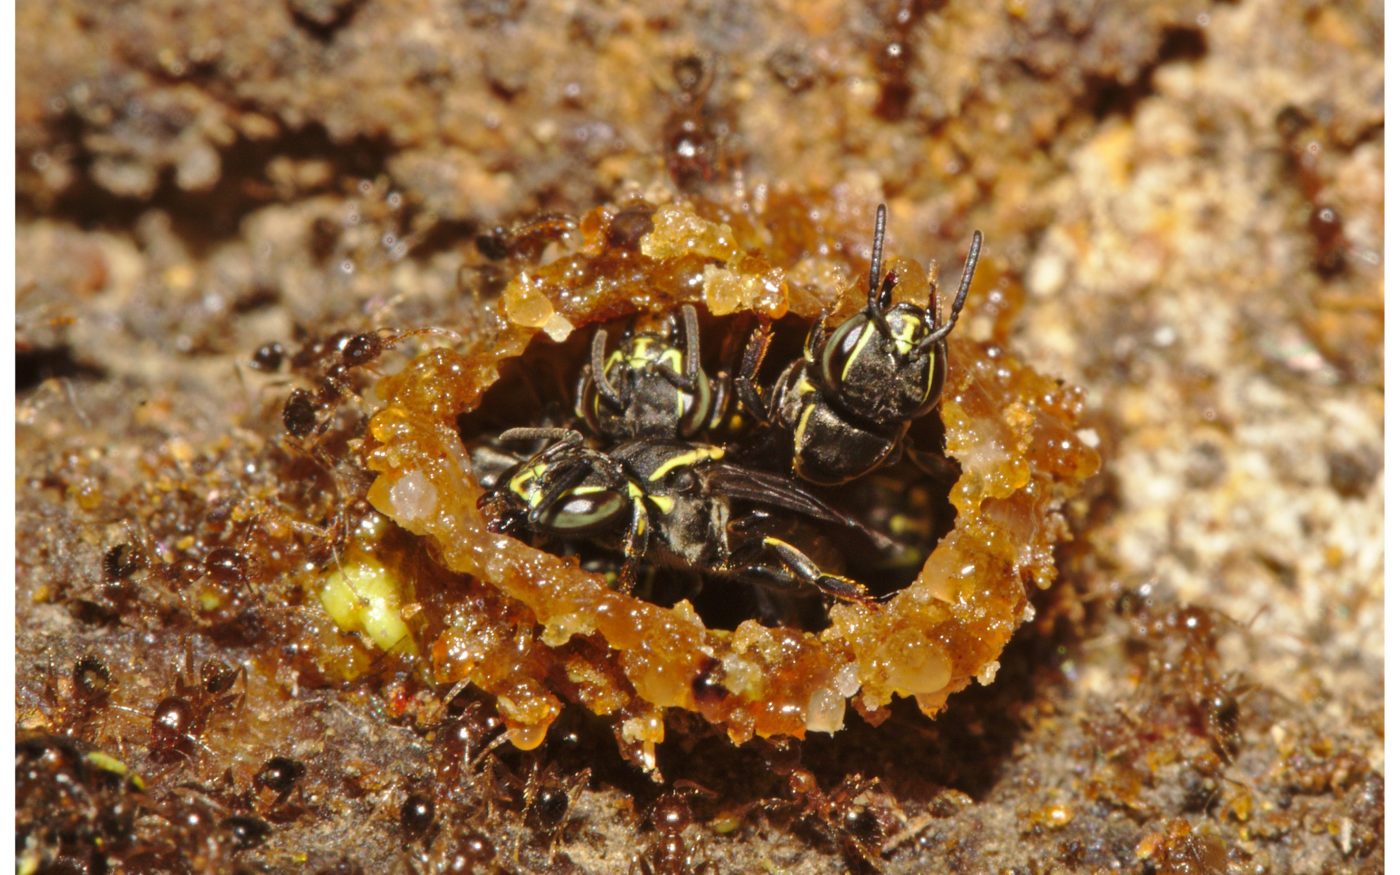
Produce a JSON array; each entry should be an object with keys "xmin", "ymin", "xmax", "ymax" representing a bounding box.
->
[{"xmin": 704, "ymin": 462, "xmax": 898, "ymax": 551}]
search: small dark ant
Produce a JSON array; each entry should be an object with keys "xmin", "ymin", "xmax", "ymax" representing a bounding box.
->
[
  {"xmin": 754, "ymin": 756, "xmax": 895, "ymax": 873},
  {"xmin": 277, "ymin": 326, "xmax": 458, "ymax": 440},
  {"xmin": 111, "ymin": 643, "xmax": 246, "ymax": 764},
  {"xmin": 632, "ymin": 789, "xmax": 717, "ymax": 875},
  {"xmin": 254, "ymin": 756, "xmax": 306, "ymax": 805}
]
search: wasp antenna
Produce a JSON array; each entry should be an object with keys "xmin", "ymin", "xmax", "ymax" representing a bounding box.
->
[
  {"xmin": 922, "ymin": 230, "xmax": 982, "ymax": 348},
  {"xmin": 945, "ymin": 230, "xmax": 982, "ymax": 330},
  {"xmin": 866, "ymin": 204, "xmax": 888, "ymax": 315},
  {"xmin": 499, "ymin": 427, "xmax": 583, "ymax": 448},
  {"xmin": 679, "ymin": 303, "xmax": 701, "ymax": 388},
  {"xmin": 591, "ymin": 329, "xmax": 624, "ymax": 409},
  {"xmin": 872, "ymin": 271, "xmax": 898, "ymax": 341}
]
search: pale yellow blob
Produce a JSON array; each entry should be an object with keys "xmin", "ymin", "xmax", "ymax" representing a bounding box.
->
[{"xmin": 319, "ymin": 554, "xmax": 417, "ymax": 656}]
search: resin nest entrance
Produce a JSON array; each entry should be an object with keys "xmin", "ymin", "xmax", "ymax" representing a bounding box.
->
[{"xmin": 361, "ymin": 199, "xmax": 1099, "ymax": 770}]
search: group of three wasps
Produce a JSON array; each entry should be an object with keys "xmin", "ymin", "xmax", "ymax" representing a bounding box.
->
[{"xmin": 476, "ymin": 205, "xmax": 982, "ymax": 607}]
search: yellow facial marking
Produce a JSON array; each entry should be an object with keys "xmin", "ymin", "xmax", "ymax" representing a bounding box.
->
[
  {"xmin": 510, "ymin": 462, "xmax": 549, "ymax": 506},
  {"xmin": 890, "ymin": 314, "xmax": 920, "ymax": 357}
]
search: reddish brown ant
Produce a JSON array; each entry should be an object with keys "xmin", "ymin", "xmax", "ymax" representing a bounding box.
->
[
  {"xmin": 662, "ymin": 55, "xmax": 732, "ymax": 190},
  {"xmin": 433, "ymin": 685, "xmax": 510, "ymax": 791},
  {"xmin": 752, "ymin": 749, "xmax": 895, "ymax": 873},
  {"xmin": 474, "ymin": 212, "xmax": 580, "ymax": 263},
  {"xmin": 632, "ymin": 787, "xmax": 718, "ymax": 875},
  {"xmin": 108, "ymin": 641, "xmax": 246, "ymax": 765},
  {"xmin": 276, "ymin": 325, "xmax": 458, "ymax": 441}
]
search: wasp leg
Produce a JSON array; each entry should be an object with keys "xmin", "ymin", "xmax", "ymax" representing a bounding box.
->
[
  {"xmin": 525, "ymin": 461, "xmax": 592, "ymax": 527},
  {"xmin": 760, "ymin": 536, "xmax": 875, "ymax": 604},
  {"xmin": 704, "ymin": 367, "xmax": 732, "ymax": 433},
  {"xmin": 735, "ymin": 324, "xmax": 775, "ymax": 425},
  {"xmin": 615, "ymin": 490, "xmax": 651, "ymax": 595},
  {"xmin": 801, "ymin": 309, "xmax": 830, "ymax": 365},
  {"xmin": 902, "ymin": 440, "xmax": 961, "ymax": 482}
]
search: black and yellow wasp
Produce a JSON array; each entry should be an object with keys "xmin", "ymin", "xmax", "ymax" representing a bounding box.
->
[
  {"xmin": 574, "ymin": 304, "xmax": 728, "ymax": 442},
  {"xmin": 471, "ymin": 204, "xmax": 982, "ymax": 612},
  {"xmin": 737, "ymin": 205, "xmax": 982, "ymax": 485},
  {"xmin": 477, "ymin": 427, "xmax": 883, "ymax": 604}
]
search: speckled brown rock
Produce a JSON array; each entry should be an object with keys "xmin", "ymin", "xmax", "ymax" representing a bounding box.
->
[{"xmin": 17, "ymin": 0, "xmax": 1381, "ymax": 870}]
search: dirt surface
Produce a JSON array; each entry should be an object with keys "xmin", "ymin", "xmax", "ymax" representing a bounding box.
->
[{"xmin": 16, "ymin": 0, "xmax": 1382, "ymax": 872}]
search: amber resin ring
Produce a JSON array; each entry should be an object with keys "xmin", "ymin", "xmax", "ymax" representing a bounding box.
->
[{"xmin": 359, "ymin": 198, "xmax": 1099, "ymax": 771}]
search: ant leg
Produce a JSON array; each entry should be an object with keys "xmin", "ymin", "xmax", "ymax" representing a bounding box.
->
[
  {"xmin": 760, "ymin": 536, "xmax": 875, "ymax": 604},
  {"xmin": 735, "ymin": 325, "xmax": 774, "ymax": 425}
]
